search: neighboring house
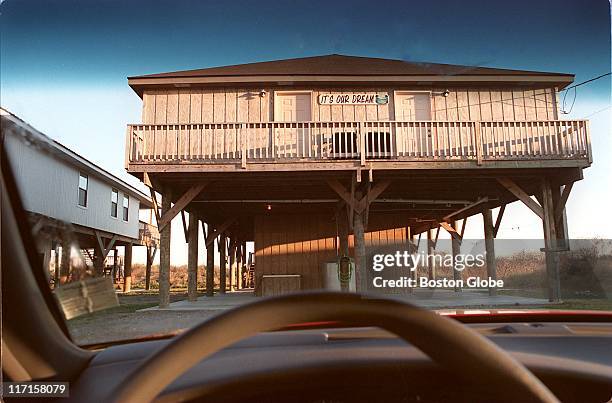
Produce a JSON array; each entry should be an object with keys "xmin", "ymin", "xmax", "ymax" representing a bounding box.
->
[
  {"xmin": 1, "ymin": 108, "xmax": 158, "ymax": 291},
  {"xmin": 124, "ymin": 54, "xmax": 591, "ymax": 304}
]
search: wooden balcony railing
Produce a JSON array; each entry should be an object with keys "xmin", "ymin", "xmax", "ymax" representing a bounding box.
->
[
  {"xmin": 139, "ymin": 221, "xmax": 159, "ymax": 247},
  {"xmin": 125, "ymin": 120, "xmax": 591, "ymax": 167}
]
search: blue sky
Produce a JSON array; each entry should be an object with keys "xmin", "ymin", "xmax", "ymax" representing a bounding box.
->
[{"xmin": 1, "ymin": 0, "xmax": 610, "ymax": 264}]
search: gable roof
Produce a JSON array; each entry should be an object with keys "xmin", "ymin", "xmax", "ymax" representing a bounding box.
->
[{"xmin": 128, "ymin": 54, "xmax": 574, "ymax": 96}]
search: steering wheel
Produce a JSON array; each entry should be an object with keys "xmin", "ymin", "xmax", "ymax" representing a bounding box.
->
[{"xmin": 110, "ymin": 292, "xmax": 559, "ymax": 403}]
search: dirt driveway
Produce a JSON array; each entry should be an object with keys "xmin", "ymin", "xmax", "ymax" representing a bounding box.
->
[{"xmin": 67, "ymin": 291, "xmax": 218, "ymax": 345}]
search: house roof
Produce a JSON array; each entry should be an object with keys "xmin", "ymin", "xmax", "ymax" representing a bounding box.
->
[
  {"xmin": 1, "ymin": 108, "xmax": 153, "ymax": 208},
  {"xmin": 128, "ymin": 54, "xmax": 574, "ymax": 96}
]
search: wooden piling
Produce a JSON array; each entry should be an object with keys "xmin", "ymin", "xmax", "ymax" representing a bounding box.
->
[
  {"xmin": 451, "ymin": 220, "xmax": 462, "ymax": 292},
  {"xmin": 123, "ymin": 243, "xmax": 133, "ymax": 293},
  {"xmin": 541, "ymin": 179, "xmax": 561, "ymax": 302},
  {"xmin": 219, "ymin": 233, "xmax": 227, "ymax": 293},
  {"xmin": 206, "ymin": 226, "xmax": 215, "ymax": 296},
  {"xmin": 187, "ymin": 212, "xmax": 199, "ymax": 301},
  {"xmin": 482, "ymin": 209, "xmax": 497, "ymax": 296},
  {"xmin": 159, "ymin": 191, "xmax": 171, "ymax": 308},
  {"xmin": 353, "ymin": 207, "xmax": 367, "ymax": 292}
]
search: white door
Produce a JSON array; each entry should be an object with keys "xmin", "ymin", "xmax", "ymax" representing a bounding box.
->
[
  {"xmin": 274, "ymin": 93, "xmax": 312, "ymax": 157},
  {"xmin": 395, "ymin": 93, "xmax": 432, "ymax": 156}
]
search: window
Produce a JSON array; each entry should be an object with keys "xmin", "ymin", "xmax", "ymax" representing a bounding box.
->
[
  {"xmin": 122, "ymin": 194, "xmax": 129, "ymax": 221},
  {"xmin": 111, "ymin": 189, "xmax": 118, "ymax": 217},
  {"xmin": 78, "ymin": 173, "xmax": 88, "ymax": 207}
]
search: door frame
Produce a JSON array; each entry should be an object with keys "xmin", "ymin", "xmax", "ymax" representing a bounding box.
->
[
  {"xmin": 273, "ymin": 90, "xmax": 313, "ymax": 122},
  {"xmin": 393, "ymin": 90, "xmax": 433, "ymax": 121}
]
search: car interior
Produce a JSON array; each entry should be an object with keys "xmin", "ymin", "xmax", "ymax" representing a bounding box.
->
[{"xmin": 2, "ymin": 131, "xmax": 612, "ymax": 403}]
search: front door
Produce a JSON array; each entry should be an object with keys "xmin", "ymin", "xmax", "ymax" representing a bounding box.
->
[
  {"xmin": 274, "ymin": 93, "xmax": 312, "ymax": 157},
  {"xmin": 394, "ymin": 92, "xmax": 432, "ymax": 157}
]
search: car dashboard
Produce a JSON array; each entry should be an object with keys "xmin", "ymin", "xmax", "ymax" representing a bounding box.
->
[{"xmin": 65, "ymin": 322, "xmax": 612, "ymax": 403}]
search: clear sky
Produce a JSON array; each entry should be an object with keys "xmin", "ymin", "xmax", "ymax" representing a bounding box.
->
[{"xmin": 1, "ymin": 0, "xmax": 610, "ymax": 264}]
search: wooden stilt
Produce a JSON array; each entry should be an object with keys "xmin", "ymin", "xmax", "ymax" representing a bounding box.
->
[
  {"xmin": 206, "ymin": 225, "xmax": 215, "ymax": 297},
  {"xmin": 145, "ymin": 246, "xmax": 155, "ymax": 290},
  {"xmin": 228, "ymin": 239, "xmax": 235, "ymax": 291},
  {"xmin": 187, "ymin": 212, "xmax": 199, "ymax": 301},
  {"xmin": 159, "ymin": 191, "xmax": 172, "ymax": 308},
  {"xmin": 54, "ymin": 241, "xmax": 60, "ymax": 288},
  {"xmin": 123, "ymin": 243, "xmax": 133, "ymax": 293},
  {"xmin": 427, "ymin": 228, "xmax": 435, "ymax": 282},
  {"xmin": 541, "ymin": 179, "xmax": 561, "ymax": 302},
  {"xmin": 60, "ymin": 235, "xmax": 71, "ymax": 285},
  {"xmin": 482, "ymin": 208, "xmax": 497, "ymax": 296},
  {"xmin": 406, "ymin": 226, "xmax": 417, "ymax": 291},
  {"xmin": 338, "ymin": 207, "xmax": 350, "ymax": 292},
  {"xmin": 235, "ymin": 241, "xmax": 242, "ymax": 290},
  {"xmin": 451, "ymin": 220, "xmax": 462, "ymax": 292},
  {"xmin": 219, "ymin": 233, "xmax": 227, "ymax": 293},
  {"xmin": 353, "ymin": 203, "xmax": 367, "ymax": 292}
]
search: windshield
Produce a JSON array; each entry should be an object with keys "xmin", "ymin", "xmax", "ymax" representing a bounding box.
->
[{"xmin": 1, "ymin": 0, "xmax": 611, "ymax": 347}]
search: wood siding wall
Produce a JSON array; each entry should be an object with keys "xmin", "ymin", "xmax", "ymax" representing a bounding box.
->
[
  {"xmin": 5, "ymin": 134, "xmax": 141, "ymax": 239},
  {"xmin": 142, "ymin": 87, "xmax": 558, "ymax": 124},
  {"xmin": 254, "ymin": 213, "xmax": 408, "ymax": 292}
]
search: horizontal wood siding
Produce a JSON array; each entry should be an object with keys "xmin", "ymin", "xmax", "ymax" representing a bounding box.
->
[
  {"xmin": 142, "ymin": 87, "xmax": 558, "ymax": 124},
  {"xmin": 254, "ymin": 213, "xmax": 407, "ymax": 293}
]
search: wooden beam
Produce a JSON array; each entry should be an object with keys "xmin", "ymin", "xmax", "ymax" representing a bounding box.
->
[
  {"xmin": 554, "ymin": 182, "xmax": 573, "ymax": 226},
  {"xmin": 180, "ymin": 210, "xmax": 189, "ymax": 243},
  {"xmin": 158, "ymin": 183, "xmax": 207, "ymax": 231},
  {"xmin": 497, "ymin": 178, "xmax": 544, "ymax": 219},
  {"xmin": 205, "ymin": 218, "xmax": 236, "ymax": 247},
  {"xmin": 440, "ymin": 221, "xmax": 462, "ymax": 242},
  {"xmin": 460, "ymin": 217, "xmax": 468, "ymax": 239},
  {"xmin": 493, "ymin": 204, "xmax": 506, "ymax": 238},
  {"xmin": 443, "ymin": 197, "xmax": 488, "ymax": 221},
  {"xmin": 149, "ymin": 188, "xmax": 161, "ymax": 224},
  {"xmin": 94, "ymin": 231, "xmax": 118, "ymax": 259},
  {"xmin": 327, "ymin": 179, "xmax": 355, "ymax": 208}
]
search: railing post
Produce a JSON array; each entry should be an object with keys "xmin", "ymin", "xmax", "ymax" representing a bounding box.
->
[
  {"xmin": 474, "ymin": 122, "xmax": 483, "ymax": 166},
  {"xmin": 585, "ymin": 120, "xmax": 592, "ymax": 164},
  {"xmin": 359, "ymin": 121, "xmax": 366, "ymax": 166},
  {"xmin": 241, "ymin": 123, "xmax": 247, "ymax": 169},
  {"xmin": 124, "ymin": 125, "xmax": 132, "ymax": 169}
]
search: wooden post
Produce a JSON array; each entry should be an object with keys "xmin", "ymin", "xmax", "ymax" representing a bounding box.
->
[
  {"xmin": 338, "ymin": 209, "xmax": 350, "ymax": 292},
  {"xmin": 145, "ymin": 246, "xmax": 153, "ymax": 290},
  {"xmin": 353, "ymin": 203, "xmax": 367, "ymax": 292},
  {"xmin": 206, "ymin": 226, "xmax": 215, "ymax": 297},
  {"xmin": 53, "ymin": 241, "xmax": 61, "ymax": 287},
  {"xmin": 228, "ymin": 239, "xmax": 235, "ymax": 291},
  {"xmin": 407, "ymin": 228, "xmax": 418, "ymax": 285},
  {"xmin": 451, "ymin": 220, "xmax": 462, "ymax": 292},
  {"xmin": 542, "ymin": 179, "xmax": 561, "ymax": 302},
  {"xmin": 159, "ymin": 191, "xmax": 172, "ymax": 308},
  {"xmin": 482, "ymin": 209, "xmax": 497, "ymax": 296},
  {"xmin": 123, "ymin": 243, "xmax": 133, "ymax": 293},
  {"xmin": 235, "ymin": 241, "xmax": 242, "ymax": 290},
  {"xmin": 113, "ymin": 248, "xmax": 119, "ymax": 283},
  {"xmin": 60, "ymin": 235, "xmax": 71, "ymax": 284},
  {"xmin": 219, "ymin": 233, "xmax": 227, "ymax": 293},
  {"xmin": 241, "ymin": 241, "xmax": 248, "ymax": 288},
  {"xmin": 187, "ymin": 212, "xmax": 199, "ymax": 301},
  {"xmin": 427, "ymin": 228, "xmax": 435, "ymax": 281}
]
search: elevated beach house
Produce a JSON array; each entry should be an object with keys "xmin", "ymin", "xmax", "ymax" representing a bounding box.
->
[{"xmin": 124, "ymin": 55, "xmax": 590, "ymax": 305}]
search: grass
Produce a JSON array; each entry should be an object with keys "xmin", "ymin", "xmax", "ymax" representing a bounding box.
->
[{"xmin": 541, "ymin": 299, "xmax": 612, "ymax": 311}]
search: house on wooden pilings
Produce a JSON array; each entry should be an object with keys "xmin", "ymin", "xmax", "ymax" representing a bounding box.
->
[{"xmin": 124, "ymin": 54, "xmax": 591, "ymax": 305}]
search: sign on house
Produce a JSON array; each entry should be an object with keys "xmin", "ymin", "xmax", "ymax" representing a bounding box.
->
[{"xmin": 318, "ymin": 93, "xmax": 389, "ymax": 105}]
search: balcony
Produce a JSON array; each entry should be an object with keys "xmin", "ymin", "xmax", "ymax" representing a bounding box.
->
[
  {"xmin": 139, "ymin": 220, "xmax": 159, "ymax": 247},
  {"xmin": 125, "ymin": 120, "xmax": 591, "ymax": 171}
]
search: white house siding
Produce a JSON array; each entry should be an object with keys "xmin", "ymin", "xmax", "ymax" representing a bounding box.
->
[
  {"xmin": 141, "ymin": 87, "xmax": 558, "ymax": 124},
  {"xmin": 5, "ymin": 134, "xmax": 141, "ymax": 239}
]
